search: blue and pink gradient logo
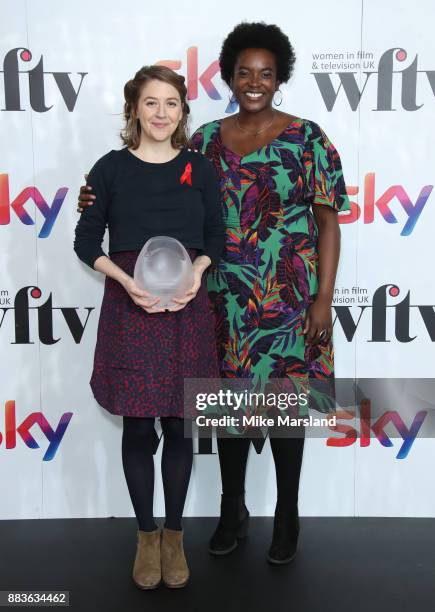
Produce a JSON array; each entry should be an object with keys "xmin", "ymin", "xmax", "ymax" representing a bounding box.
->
[
  {"xmin": 340, "ymin": 173, "xmax": 432, "ymax": 236},
  {"xmin": 327, "ymin": 400, "xmax": 427, "ymax": 459},
  {"xmin": 0, "ymin": 174, "xmax": 67, "ymax": 237},
  {"xmin": 0, "ymin": 400, "xmax": 72, "ymax": 461},
  {"xmin": 157, "ymin": 47, "xmax": 236, "ymax": 112}
]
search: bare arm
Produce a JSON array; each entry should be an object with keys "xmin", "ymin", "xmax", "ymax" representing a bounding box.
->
[
  {"xmin": 313, "ymin": 205, "xmax": 340, "ymax": 304},
  {"xmin": 303, "ymin": 206, "xmax": 341, "ymax": 343}
]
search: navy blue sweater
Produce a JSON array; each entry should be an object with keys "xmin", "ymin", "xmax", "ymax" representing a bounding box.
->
[{"xmin": 74, "ymin": 147, "xmax": 225, "ymax": 268}]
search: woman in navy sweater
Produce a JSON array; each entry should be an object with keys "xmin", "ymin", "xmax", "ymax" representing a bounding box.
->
[{"xmin": 74, "ymin": 65, "xmax": 224, "ymax": 590}]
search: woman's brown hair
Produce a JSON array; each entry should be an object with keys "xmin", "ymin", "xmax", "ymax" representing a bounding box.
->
[{"xmin": 120, "ymin": 65, "xmax": 190, "ymax": 150}]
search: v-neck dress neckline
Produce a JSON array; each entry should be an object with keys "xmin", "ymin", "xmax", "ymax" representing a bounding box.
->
[{"xmin": 215, "ymin": 116, "xmax": 304, "ymax": 162}]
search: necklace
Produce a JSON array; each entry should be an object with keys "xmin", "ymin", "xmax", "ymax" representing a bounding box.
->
[{"xmin": 235, "ymin": 111, "xmax": 275, "ymax": 137}]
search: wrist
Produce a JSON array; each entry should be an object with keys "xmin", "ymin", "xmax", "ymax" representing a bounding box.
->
[
  {"xmin": 118, "ymin": 273, "xmax": 131, "ymax": 288},
  {"xmin": 315, "ymin": 292, "xmax": 333, "ymax": 306},
  {"xmin": 192, "ymin": 267, "xmax": 204, "ymax": 281},
  {"xmin": 192, "ymin": 255, "xmax": 210, "ymax": 275}
]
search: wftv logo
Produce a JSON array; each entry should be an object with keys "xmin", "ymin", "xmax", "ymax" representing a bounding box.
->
[
  {"xmin": 0, "ymin": 287, "xmax": 94, "ymax": 344},
  {"xmin": 313, "ymin": 47, "xmax": 435, "ymax": 111},
  {"xmin": 0, "ymin": 400, "xmax": 72, "ymax": 461},
  {"xmin": 0, "ymin": 174, "xmax": 67, "ymax": 238},
  {"xmin": 340, "ymin": 173, "xmax": 432, "ymax": 236},
  {"xmin": 0, "ymin": 47, "xmax": 87, "ymax": 112},
  {"xmin": 334, "ymin": 284, "xmax": 435, "ymax": 343}
]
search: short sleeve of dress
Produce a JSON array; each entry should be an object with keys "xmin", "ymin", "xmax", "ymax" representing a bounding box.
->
[{"xmin": 303, "ymin": 121, "xmax": 351, "ymax": 213}]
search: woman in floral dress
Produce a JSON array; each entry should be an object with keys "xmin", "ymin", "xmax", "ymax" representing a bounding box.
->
[{"xmin": 190, "ymin": 22, "xmax": 350, "ymax": 564}]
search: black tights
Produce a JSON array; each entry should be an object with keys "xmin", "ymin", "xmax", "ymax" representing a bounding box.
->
[
  {"xmin": 121, "ymin": 416, "xmax": 193, "ymax": 532},
  {"xmin": 217, "ymin": 428, "xmax": 305, "ymax": 514}
]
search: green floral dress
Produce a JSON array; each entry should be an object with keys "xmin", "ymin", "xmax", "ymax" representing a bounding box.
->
[{"xmin": 191, "ymin": 118, "xmax": 350, "ymax": 416}]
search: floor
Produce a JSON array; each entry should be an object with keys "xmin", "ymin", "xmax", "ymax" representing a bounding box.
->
[{"xmin": 1, "ymin": 517, "xmax": 434, "ymax": 612}]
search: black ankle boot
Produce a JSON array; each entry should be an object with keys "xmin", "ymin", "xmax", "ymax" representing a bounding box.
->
[
  {"xmin": 208, "ymin": 494, "xmax": 250, "ymax": 555},
  {"xmin": 267, "ymin": 511, "xmax": 300, "ymax": 564}
]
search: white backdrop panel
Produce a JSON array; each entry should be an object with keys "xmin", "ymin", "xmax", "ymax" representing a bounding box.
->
[{"xmin": 0, "ymin": 0, "xmax": 433, "ymax": 519}]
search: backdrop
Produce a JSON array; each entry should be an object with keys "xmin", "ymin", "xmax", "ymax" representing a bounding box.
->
[{"xmin": 1, "ymin": 0, "xmax": 434, "ymax": 519}]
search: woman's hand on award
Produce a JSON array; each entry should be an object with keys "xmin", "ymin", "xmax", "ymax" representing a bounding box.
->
[
  {"xmin": 76, "ymin": 173, "xmax": 95, "ymax": 213},
  {"xmin": 302, "ymin": 297, "xmax": 332, "ymax": 345},
  {"xmin": 122, "ymin": 277, "xmax": 165, "ymax": 314},
  {"xmin": 169, "ymin": 268, "xmax": 202, "ymax": 311}
]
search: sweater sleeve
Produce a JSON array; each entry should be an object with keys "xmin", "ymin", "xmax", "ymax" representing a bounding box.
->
[
  {"xmin": 198, "ymin": 156, "xmax": 225, "ymax": 266},
  {"xmin": 73, "ymin": 151, "xmax": 115, "ymax": 269}
]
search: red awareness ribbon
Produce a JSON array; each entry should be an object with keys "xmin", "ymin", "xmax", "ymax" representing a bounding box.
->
[{"xmin": 180, "ymin": 162, "xmax": 192, "ymax": 186}]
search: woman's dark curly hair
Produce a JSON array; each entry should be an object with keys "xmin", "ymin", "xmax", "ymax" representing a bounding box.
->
[{"xmin": 219, "ymin": 22, "xmax": 296, "ymax": 86}]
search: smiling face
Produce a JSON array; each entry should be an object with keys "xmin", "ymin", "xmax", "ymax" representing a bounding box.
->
[
  {"xmin": 134, "ymin": 79, "xmax": 183, "ymax": 145},
  {"xmin": 230, "ymin": 48, "xmax": 279, "ymax": 113}
]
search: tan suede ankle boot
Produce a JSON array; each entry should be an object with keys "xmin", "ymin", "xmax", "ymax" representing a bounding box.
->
[
  {"xmin": 132, "ymin": 528, "xmax": 161, "ymax": 589},
  {"xmin": 161, "ymin": 527, "xmax": 190, "ymax": 588}
]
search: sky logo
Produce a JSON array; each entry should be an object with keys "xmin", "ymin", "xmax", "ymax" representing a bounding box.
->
[
  {"xmin": 340, "ymin": 173, "xmax": 432, "ymax": 236},
  {"xmin": 157, "ymin": 47, "xmax": 236, "ymax": 112},
  {"xmin": 0, "ymin": 400, "xmax": 73, "ymax": 461},
  {"xmin": 327, "ymin": 400, "xmax": 427, "ymax": 459},
  {"xmin": 0, "ymin": 174, "xmax": 68, "ymax": 237}
]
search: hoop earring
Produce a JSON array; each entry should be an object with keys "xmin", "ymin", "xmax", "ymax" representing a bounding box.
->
[{"xmin": 273, "ymin": 89, "xmax": 283, "ymax": 106}]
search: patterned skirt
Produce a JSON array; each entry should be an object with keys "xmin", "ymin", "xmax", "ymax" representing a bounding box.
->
[{"xmin": 90, "ymin": 250, "xmax": 220, "ymax": 418}]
